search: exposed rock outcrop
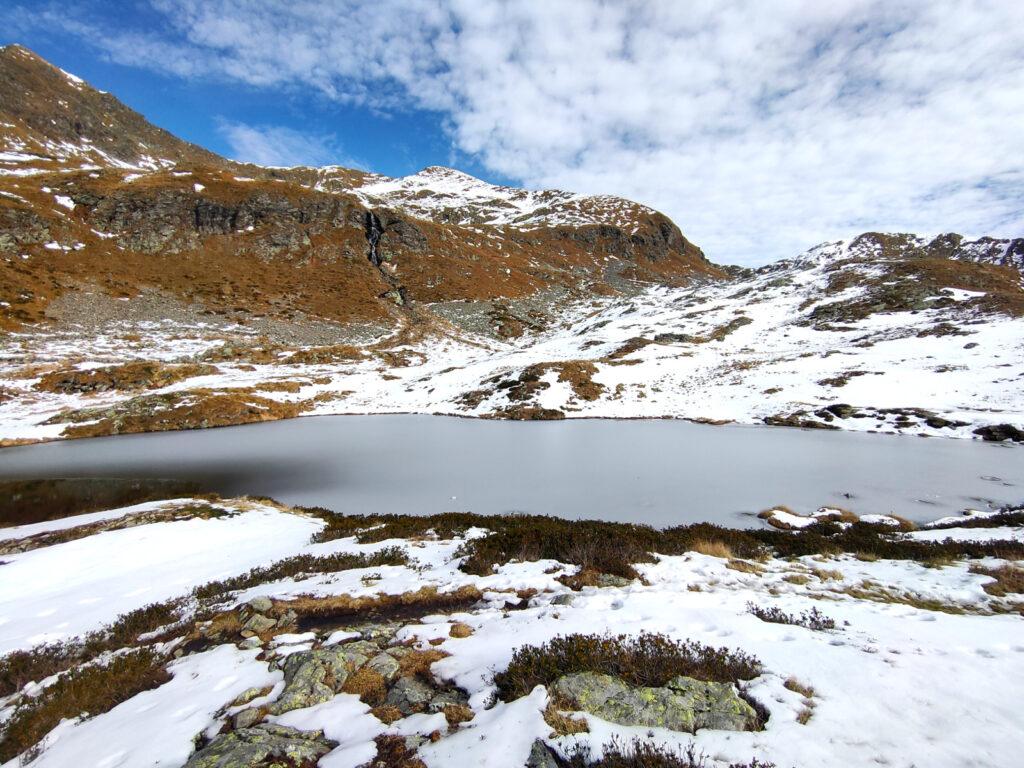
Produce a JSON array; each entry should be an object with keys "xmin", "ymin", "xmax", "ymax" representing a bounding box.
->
[{"xmin": 550, "ymin": 672, "xmax": 759, "ymax": 733}]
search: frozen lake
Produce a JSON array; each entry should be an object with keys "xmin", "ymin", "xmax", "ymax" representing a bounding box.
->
[{"xmin": 1, "ymin": 415, "xmax": 1021, "ymax": 526}]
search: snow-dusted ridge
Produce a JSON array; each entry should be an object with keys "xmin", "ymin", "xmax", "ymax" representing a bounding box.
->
[
  {"xmin": 331, "ymin": 164, "xmax": 659, "ymax": 231},
  {"xmin": 2, "ymin": 231, "xmax": 1021, "ymax": 443}
]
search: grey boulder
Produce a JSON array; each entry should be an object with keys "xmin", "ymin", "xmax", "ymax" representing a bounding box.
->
[
  {"xmin": 182, "ymin": 724, "xmax": 335, "ymax": 768},
  {"xmin": 549, "ymin": 672, "xmax": 758, "ymax": 733}
]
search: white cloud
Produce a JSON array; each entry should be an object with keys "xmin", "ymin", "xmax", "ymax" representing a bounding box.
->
[
  {"xmin": 30, "ymin": 0, "xmax": 1024, "ymax": 264},
  {"xmin": 215, "ymin": 121, "xmax": 358, "ymax": 168}
]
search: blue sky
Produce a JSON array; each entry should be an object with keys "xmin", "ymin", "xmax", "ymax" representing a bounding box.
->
[
  {"xmin": 2, "ymin": 1, "xmax": 508, "ymax": 184},
  {"xmin": 3, "ymin": 1, "xmax": 1022, "ymax": 266}
]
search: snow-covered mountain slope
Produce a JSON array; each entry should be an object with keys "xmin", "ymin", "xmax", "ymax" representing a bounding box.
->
[
  {"xmin": 333, "ymin": 165, "xmax": 663, "ymax": 232},
  {"xmin": 1, "ymin": 231, "xmax": 1021, "ymax": 444}
]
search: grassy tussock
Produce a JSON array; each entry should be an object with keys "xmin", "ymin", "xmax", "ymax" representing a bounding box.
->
[
  {"xmin": 688, "ymin": 539, "xmax": 735, "ymax": 559},
  {"xmin": 398, "ymin": 649, "xmax": 449, "ymax": 679},
  {"xmin": 342, "ymin": 667, "xmax": 388, "ymax": 706},
  {"xmin": 726, "ymin": 559, "xmax": 764, "ymax": 574},
  {"xmin": 544, "ymin": 699, "xmax": 589, "ymax": 735},
  {"xmin": 493, "ymin": 632, "xmax": 761, "ymax": 701},
  {"xmin": 192, "ymin": 547, "xmax": 408, "ymax": 601},
  {"xmin": 0, "ymin": 649, "xmax": 170, "ymax": 763},
  {"xmin": 784, "ymin": 677, "xmax": 817, "ymax": 725},
  {"xmin": 835, "ymin": 582, "xmax": 971, "ymax": 614}
]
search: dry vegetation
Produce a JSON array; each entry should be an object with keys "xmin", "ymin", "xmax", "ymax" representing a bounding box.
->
[
  {"xmin": 192, "ymin": 547, "xmax": 408, "ymax": 601},
  {"xmin": 34, "ymin": 361, "xmax": 218, "ymax": 394},
  {"xmin": 493, "ymin": 632, "xmax": 762, "ymax": 701},
  {"xmin": 746, "ymin": 603, "xmax": 837, "ymax": 631},
  {"xmin": 561, "ymin": 736, "xmax": 775, "ymax": 768},
  {"xmin": 0, "ymin": 649, "xmax": 170, "ymax": 763},
  {"xmin": 0, "ymin": 601, "xmax": 182, "ymax": 698},
  {"xmin": 970, "ymin": 564, "xmax": 1024, "ymax": 597},
  {"xmin": 306, "ymin": 505, "xmax": 1024, "ymax": 583},
  {"xmin": 52, "ymin": 389, "xmax": 308, "ymax": 438}
]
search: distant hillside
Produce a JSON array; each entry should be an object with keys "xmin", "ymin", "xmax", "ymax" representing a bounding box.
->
[{"xmin": 0, "ymin": 45, "xmax": 716, "ymax": 334}]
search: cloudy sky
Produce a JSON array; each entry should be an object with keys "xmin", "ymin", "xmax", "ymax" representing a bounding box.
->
[{"xmin": 5, "ymin": 0, "xmax": 1023, "ymax": 265}]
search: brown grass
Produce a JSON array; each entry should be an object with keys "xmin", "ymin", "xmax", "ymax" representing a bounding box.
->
[
  {"xmin": 368, "ymin": 735, "xmax": 427, "ymax": 768},
  {"xmin": 370, "ymin": 705, "xmax": 404, "ymax": 724},
  {"xmin": 784, "ymin": 678, "xmax": 816, "ymax": 725},
  {"xmin": 0, "ymin": 600, "xmax": 182, "ymax": 697},
  {"xmin": 192, "ymin": 547, "xmax": 408, "ymax": 601},
  {"xmin": 0, "ymin": 649, "xmax": 170, "ymax": 762},
  {"xmin": 33, "ymin": 361, "xmax": 218, "ymax": 394},
  {"xmin": 689, "ymin": 540, "xmax": 734, "ymax": 559},
  {"xmin": 726, "ymin": 559, "xmax": 764, "ymax": 575},
  {"xmin": 442, "ymin": 704, "xmax": 475, "ymax": 727},
  {"xmin": 970, "ymin": 565, "xmax": 1024, "ymax": 597},
  {"xmin": 449, "ymin": 622, "xmax": 473, "ymax": 638},
  {"xmin": 303, "ymin": 506, "xmax": 1024, "ymax": 582},
  {"xmin": 55, "ymin": 389, "xmax": 307, "ymax": 438},
  {"xmin": 562, "ymin": 736, "xmax": 775, "ymax": 768},
  {"xmin": 342, "ymin": 667, "xmax": 388, "ymax": 706},
  {"xmin": 282, "ymin": 585, "xmax": 483, "ymax": 626},
  {"xmin": 812, "ymin": 568, "xmax": 843, "ymax": 581},
  {"xmin": 783, "ymin": 677, "xmax": 815, "ymax": 699},
  {"xmin": 398, "ymin": 649, "xmax": 449, "ymax": 679},
  {"xmin": 544, "ymin": 699, "xmax": 590, "ymax": 736}
]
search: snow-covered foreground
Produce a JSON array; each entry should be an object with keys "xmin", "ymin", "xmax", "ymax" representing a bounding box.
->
[
  {"xmin": 1, "ymin": 497, "xmax": 1022, "ymax": 768},
  {"xmin": 2, "ymin": 238, "xmax": 1022, "ymax": 444}
]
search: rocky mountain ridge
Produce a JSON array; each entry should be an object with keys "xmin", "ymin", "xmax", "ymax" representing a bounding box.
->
[{"xmin": 0, "ymin": 45, "xmax": 715, "ymax": 335}]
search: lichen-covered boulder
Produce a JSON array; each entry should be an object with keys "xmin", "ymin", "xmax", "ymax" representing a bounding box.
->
[
  {"xmin": 428, "ymin": 687, "xmax": 470, "ymax": 713},
  {"xmin": 366, "ymin": 652, "xmax": 401, "ymax": 683},
  {"xmin": 526, "ymin": 739, "xmax": 560, "ymax": 768},
  {"xmin": 269, "ymin": 642, "xmax": 379, "ymax": 714},
  {"xmin": 549, "ymin": 672, "xmax": 758, "ymax": 733},
  {"xmin": 385, "ymin": 675, "xmax": 436, "ymax": 715},
  {"xmin": 182, "ymin": 724, "xmax": 335, "ymax": 768}
]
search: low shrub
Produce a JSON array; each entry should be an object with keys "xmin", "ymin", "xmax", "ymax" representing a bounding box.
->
[
  {"xmin": 192, "ymin": 547, "xmax": 408, "ymax": 601},
  {"xmin": 926, "ymin": 509, "xmax": 1024, "ymax": 531},
  {"xmin": 368, "ymin": 735, "xmax": 427, "ymax": 768},
  {"xmin": 562, "ymin": 737, "xmax": 775, "ymax": 768},
  {"xmin": 493, "ymin": 632, "xmax": 761, "ymax": 701},
  {"xmin": 283, "ymin": 585, "xmax": 484, "ymax": 627},
  {"xmin": 0, "ymin": 649, "xmax": 170, "ymax": 762},
  {"xmin": 304, "ymin": 505, "xmax": 1024, "ymax": 584},
  {"xmin": 746, "ymin": 603, "xmax": 837, "ymax": 631},
  {"xmin": 0, "ymin": 600, "xmax": 181, "ymax": 697}
]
